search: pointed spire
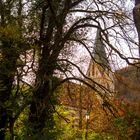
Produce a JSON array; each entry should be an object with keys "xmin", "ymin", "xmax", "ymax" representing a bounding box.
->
[
  {"xmin": 86, "ymin": 28, "xmax": 109, "ymax": 78},
  {"xmin": 94, "ymin": 28, "xmax": 109, "ymax": 68}
]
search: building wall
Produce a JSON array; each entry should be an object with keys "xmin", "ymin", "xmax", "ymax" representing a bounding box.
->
[
  {"xmin": 59, "ymin": 80, "xmax": 113, "ymax": 131},
  {"xmin": 115, "ymin": 65, "xmax": 140, "ymax": 115}
]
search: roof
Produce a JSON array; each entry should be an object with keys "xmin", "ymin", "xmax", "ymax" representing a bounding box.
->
[{"xmin": 93, "ymin": 28, "xmax": 109, "ymax": 68}]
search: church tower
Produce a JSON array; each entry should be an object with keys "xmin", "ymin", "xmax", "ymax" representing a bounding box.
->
[
  {"xmin": 93, "ymin": 28, "xmax": 109, "ymax": 68},
  {"xmin": 86, "ymin": 28, "xmax": 114, "ymax": 94}
]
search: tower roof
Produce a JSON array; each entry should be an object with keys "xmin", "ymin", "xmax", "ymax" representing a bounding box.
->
[
  {"xmin": 86, "ymin": 28, "xmax": 110, "ymax": 78},
  {"xmin": 93, "ymin": 28, "xmax": 109, "ymax": 68}
]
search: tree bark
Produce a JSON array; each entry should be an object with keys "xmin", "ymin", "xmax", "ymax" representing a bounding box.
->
[
  {"xmin": 28, "ymin": 74, "xmax": 55, "ymax": 135},
  {"xmin": 133, "ymin": 0, "xmax": 140, "ymax": 56}
]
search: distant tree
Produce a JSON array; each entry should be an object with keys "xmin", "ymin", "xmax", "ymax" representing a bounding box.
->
[{"xmin": 0, "ymin": 0, "xmax": 33, "ymax": 139}]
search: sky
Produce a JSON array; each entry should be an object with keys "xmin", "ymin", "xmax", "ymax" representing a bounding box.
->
[
  {"xmin": 22, "ymin": 0, "xmax": 139, "ymax": 84},
  {"xmin": 71, "ymin": 0, "xmax": 137, "ymax": 68}
]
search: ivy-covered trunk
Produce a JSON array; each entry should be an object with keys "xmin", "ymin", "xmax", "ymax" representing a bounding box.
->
[
  {"xmin": 28, "ymin": 78, "xmax": 55, "ymax": 132},
  {"xmin": 28, "ymin": 53, "xmax": 57, "ymax": 138}
]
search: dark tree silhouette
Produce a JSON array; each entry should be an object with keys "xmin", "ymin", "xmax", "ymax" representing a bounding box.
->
[{"xmin": 133, "ymin": 0, "xmax": 140, "ymax": 56}]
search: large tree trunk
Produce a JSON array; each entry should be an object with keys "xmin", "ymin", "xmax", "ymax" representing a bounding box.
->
[
  {"xmin": 28, "ymin": 53, "xmax": 56, "ymax": 136},
  {"xmin": 28, "ymin": 77, "xmax": 56, "ymax": 137},
  {"xmin": 133, "ymin": 0, "xmax": 140, "ymax": 56},
  {"xmin": 28, "ymin": 49, "xmax": 57, "ymax": 136}
]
